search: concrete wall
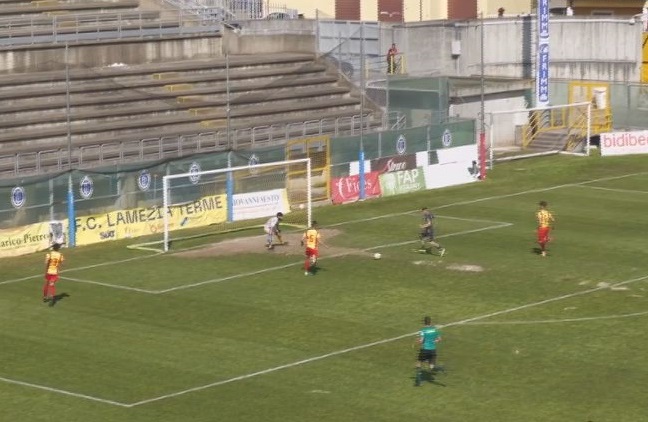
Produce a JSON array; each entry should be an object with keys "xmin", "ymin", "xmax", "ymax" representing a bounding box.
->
[
  {"xmin": 222, "ymin": 19, "xmax": 317, "ymax": 54},
  {"xmin": 0, "ymin": 35, "xmax": 222, "ymax": 73},
  {"xmin": 395, "ymin": 16, "xmax": 644, "ymax": 83}
]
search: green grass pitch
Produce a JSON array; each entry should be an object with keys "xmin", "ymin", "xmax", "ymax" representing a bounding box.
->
[{"xmin": 2, "ymin": 154, "xmax": 648, "ymax": 421}]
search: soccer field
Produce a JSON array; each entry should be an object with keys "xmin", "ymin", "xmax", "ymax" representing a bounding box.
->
[{"xmin": 1, "ymin": 154, "xmax": 648, "ymax": 421}]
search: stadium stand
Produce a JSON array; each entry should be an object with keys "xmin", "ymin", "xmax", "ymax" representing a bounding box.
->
[{"xmin": 0, "ymin": 1, "xmax": 382, "ymax": 176}]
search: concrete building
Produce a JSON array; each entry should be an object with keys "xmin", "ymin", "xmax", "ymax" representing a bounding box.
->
[{"xmin": 278, "ymin": 0, "xmax": 646, "ymax": 21}]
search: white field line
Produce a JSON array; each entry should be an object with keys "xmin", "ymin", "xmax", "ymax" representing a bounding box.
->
[
  {"xmin": 431, "ymin": 171, "xmax": 648, "ymax": 211},
  {"xmin": 153, "ymin": 222, "xmax": 512, "ymax": 294},
  {"xmin": 462, "ymin": 310, "xmax": 648, "ymax": 325},
  {"xmin": 574, "ymin": 185, "xmax": 648, "ymax": 195},
  {"xmin": 61, "ymin": 276, "xmax": 159, "ymax": 294},
  {"xmin": 0, "ymin": 253, "xmax": 162, "ymax": 287},
  {"xmin": 2, "ymin": 170, "xmax": 645, "ymax": 289},
  {"xmin": 125, "ymin": 273, "xmax": 648, "ymax": 408},
  {"xmin": 0, "ymin": 375, "xmax": 130, "ymax": 408}
]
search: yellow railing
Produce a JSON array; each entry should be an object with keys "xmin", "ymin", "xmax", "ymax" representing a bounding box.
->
[
  {"xmin": 521, "ymin": 107, "xmax": 571, "ymax": 148},
  {"xmin": 521, "ymin": 104, "xmax": 611, "ymax": 150}
]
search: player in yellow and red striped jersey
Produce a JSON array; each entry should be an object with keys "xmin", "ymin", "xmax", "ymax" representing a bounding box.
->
[
  {"xmin": 301, "ymin": 221, "xmax": 323, "ymax": 276},
  {"xmin": 536, "ymin": 201, "xmax": 555, "ymax": 257},
  {"xmin": 43, "ymin": 243, "xmax": 64, "ymax": 306}
]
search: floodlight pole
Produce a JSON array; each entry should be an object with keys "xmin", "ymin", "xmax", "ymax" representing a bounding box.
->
[
  {"xmin": 225, "ymin": 49, "xmax": 231, "ymax": 149},
  {"xmin": 224, "ymin": 35, "xmax": 234, "ymax": 223},
  {"xmin": 359, "ymin": 23, "xmax": 366, "ymax": 200},
  {"xmin": 65, "ymin": 42, "xmax": 76, "ymax": 247},
  {"xmin": 479, "ymin": 12, "xmax": 487, "ymax": 180}
]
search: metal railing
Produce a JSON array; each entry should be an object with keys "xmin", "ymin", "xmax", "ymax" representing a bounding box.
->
[
  {"xmin": 0, "ymin": 11, "xmax": 220, "ymax": 47},
  {"xmin": 0, "ymin": 111, "xmax": 404, "ymax": 177}
]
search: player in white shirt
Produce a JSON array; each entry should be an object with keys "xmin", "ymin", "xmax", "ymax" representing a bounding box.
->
[{"xmin": 264, "ymin": 212, "xmax": 284, "ymax": 249}]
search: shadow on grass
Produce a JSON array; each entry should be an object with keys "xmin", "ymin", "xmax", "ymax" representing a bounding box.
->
[
  {"xmin": 411, "ymin": 368, "xmax": 447, "ymax": 387},
  {"xmin": 50, "ymin": 292, "xmax": 70, "ymax": 307}
]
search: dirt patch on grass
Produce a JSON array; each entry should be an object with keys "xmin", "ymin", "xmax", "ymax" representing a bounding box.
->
[
  {"xmin": 446, "ymin": 264, "xmax": 484, "ymax": 272},
  {"xmin": 175, "ymin": 228, "xmax": 369, "ymax": 259}
]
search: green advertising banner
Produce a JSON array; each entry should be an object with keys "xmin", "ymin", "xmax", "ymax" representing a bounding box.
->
[{"xmin": 379, "ymin": 167, "xmax": 426, "ymax": 197}]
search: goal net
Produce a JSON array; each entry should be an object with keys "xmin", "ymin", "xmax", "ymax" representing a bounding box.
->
[
  {"xmin": 151, "ymin": 158, "xmax": 311, "ymax": 253},
  {"xmin": 487, "ymin": 102, "xmax": 592, "ymax": 166}
]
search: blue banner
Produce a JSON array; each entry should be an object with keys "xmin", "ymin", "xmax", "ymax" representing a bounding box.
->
[{"xmin": 536, "ymin": 0, "xmax": 550, "ymax": 106}]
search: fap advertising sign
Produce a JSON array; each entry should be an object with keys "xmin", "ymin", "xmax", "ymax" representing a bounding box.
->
[
  {"xmin": 379, "ymin": 167, "xmax": 425, "ymax": 197},
  {"xmin": 331, "ymin": 171, "xmax": 381, "ymax": 204},
  {"xmin": 600, "ymin": 131, "xmax": 648, "ymax": 156}
]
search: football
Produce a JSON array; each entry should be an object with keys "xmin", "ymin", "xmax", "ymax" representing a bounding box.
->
[{"xmin": 373, "ymin": 253, "xmax": 382, "ymax": 260}]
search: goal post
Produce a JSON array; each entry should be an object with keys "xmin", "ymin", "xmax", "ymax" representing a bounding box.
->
[
  {"xmin": 160, "ymin": 158, "xmax": 312, "ymax": 253},
  {"xmin": 487, "ymin": 102, "xmax": 592, "ymax": 167}
]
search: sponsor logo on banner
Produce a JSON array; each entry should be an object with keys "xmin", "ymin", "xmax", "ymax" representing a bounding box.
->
[
  {"xmin": 248, "ymin": 154, "xmax": 260, "ymax": 175},
  {"xmin": 232, "ymin": 189, "xmax": 291, "ymax": 221},
  {"xmin": 188, "ymin": 162, "xmax": 201, "ymax": 184},
  {"xmin": 441, "ymin": 129, "xmax": 453, "ymax": 147},
  {"xmin": 0, "ymin": 221, "xmax": 52, "ymax": 258},
  {"xmin": 11, "ymin": 186, "xmax": 25, "ymax": 209},
  {"xmin": 79, "ymin": 176, "xmax": 94, "ymax": 199},
  {"xmin": 331, "ymin": 171, "xmax": 381, "ymax": 204},
  {"xmin": 538, "ymin": 0, "xmax": 549, "ymax": 38},
  {"xmin": 74, "ymin": 194, "xmax": 227, "ymax": 246},
  {"xmin": 371, "ymin": 153, "xmax": 417, "ymax": 174},
  {"xmin": 537, "ymin": 43, "xmax": 550, "ymax": 104},
  {"xmin": 379, "ymin": 167, "xmax": 426, "ymax": 197},
  {"xmin": 536, "ymin": 0, "xmax": 550, "ymax": 106},
  {"xmin": 600, "ymin": 131, "xmax": 648, "ymax": 156},
  {"xmin": 137, "ymin": 170, "xmax": 151, "ymax": 191},
  {"xmin": 396, "ymin": 135, "xmax": 407, "ymax": 155}
]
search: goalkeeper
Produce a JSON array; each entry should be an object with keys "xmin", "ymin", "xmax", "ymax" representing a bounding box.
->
[
  {"xmin": 419, "ymin": 207, "xmax": 445, "ymax": 256},
  {"xmin": 264, "ymin": 212, "xmax": 284, "ymax": 250}
]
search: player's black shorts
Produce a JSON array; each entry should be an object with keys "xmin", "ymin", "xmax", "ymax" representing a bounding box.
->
[
  {"xmin": 417, "ymin": 349, "xmax": 437, "ymax": 363},
  {"xmin": 420, "ymin": 228, "xmax": 434, "ymax": 240}
]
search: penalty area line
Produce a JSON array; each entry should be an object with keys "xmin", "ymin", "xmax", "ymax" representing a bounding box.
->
[
  {"xmin": 0, "ymin": 375, "xmax": 131, "ymax": 408},
  {"xmin": 62, "ymin": 276, "xmax": 159, "ymax": 294},
  {"xmin": 126, "ymin": 273, "xmax": 648, "ymax": 408},
  {"xmin": 460, "ymin": 310, "xmax": 648, "ymax": 325},
  {"xmin": 573, "ymin": 185, "xmax": 648, "ymax": 195}
]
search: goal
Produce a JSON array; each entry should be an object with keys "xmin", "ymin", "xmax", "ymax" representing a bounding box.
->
[
  {"xmin": 486, "ymin": 102, "xmax": 593, "ymax": 167},
  {"xmin": 157, "ymin": 158, "xmax": 312, "ymax": 253}
]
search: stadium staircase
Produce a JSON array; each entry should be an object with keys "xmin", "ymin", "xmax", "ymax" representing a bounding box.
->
[{"xmin": 525, "ymin": 129, "xmax": 571, "ymax": 152}]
